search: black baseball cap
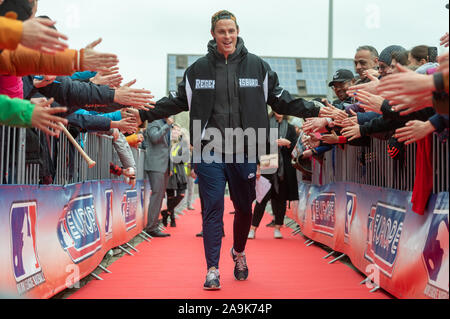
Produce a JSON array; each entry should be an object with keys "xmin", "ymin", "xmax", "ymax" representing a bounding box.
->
[{"xmin": 328, "ymin": 69, "xmax": 355, "ymax": 87}]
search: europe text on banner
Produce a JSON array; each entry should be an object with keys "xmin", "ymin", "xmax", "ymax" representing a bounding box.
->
[
  {"xmin": 0, "ymin": 180, "xmax": 148, "ymax": 299},
  {"xmin": 57, "ymin": 194, "xmax": 102, "ymax": 264},
  {"xmin": 365, "ymin": 202, "xmax": 406, "ymax": 278},
  {"xmin": 311, "ymin": 192, "xmax": 336, "ymax": 237}
]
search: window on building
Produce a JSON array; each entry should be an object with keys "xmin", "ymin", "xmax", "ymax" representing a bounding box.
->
[
  {"xmin": 295, "ymin": 58, "xmax": 303, "ymax": 72},
  {"xmin": 176, "ymin": 55, "xmax": 188, "ymax": 69},
  {"xmin": 297, "ymin": 80, "xmax": 307, "ymax": 96}
]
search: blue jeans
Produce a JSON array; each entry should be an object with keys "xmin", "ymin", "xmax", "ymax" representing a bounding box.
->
[{"xmin": 195, "ymin": 154, "xmax": 257, "ymax": 270}]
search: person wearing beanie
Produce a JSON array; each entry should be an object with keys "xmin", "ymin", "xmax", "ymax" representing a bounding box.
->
[{"xmin": 378, "ymin": 45, "xmax": 406, "ymax": 77}]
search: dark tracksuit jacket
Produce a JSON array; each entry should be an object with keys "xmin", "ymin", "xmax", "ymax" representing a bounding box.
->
[
  {"xmin": 139, "ymin": 37, "xmax": 320, "ymax": 268},
  {"xmin": 139, "ymin": 37, "xmax": 320, "ymax": 155}
]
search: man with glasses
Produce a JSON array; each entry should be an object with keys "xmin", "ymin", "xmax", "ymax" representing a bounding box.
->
[{"xmin": 328, "ymin": 69, "xmax": 356, "ymax": 109}]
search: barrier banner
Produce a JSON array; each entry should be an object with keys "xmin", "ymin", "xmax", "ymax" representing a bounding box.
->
[
  {"xmin": 286, "ymin": 182, "xmax": 449, "ymax": 299},
  {"xmin": 0, "ymin": 179, "xmax": 149, "ymax": 299}
]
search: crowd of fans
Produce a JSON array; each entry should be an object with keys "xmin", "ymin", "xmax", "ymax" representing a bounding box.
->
[{"xmin": 291, "ymin": 37, "xmax": 448, "ymax": 215}]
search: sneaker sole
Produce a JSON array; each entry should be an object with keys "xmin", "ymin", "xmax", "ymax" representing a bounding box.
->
[
  {"xmin": 203, "ymin": 285, "xmax": 221, "ymax": 290},
  {"xmin": 234, "ymin": 276, "xmax": 247, "ymax": 281}
]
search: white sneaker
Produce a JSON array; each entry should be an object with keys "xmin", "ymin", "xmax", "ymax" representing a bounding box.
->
[
  {"xmin": 203, "ymin": 267, "xmax": 221, "ymax": 290},
  {"xmin": 248, "ymin": 229, "xmax": 255, "ymax": 239},
  {"xmin": 274, "ymin": 229, "xmax": 283, "ymax": 239}
]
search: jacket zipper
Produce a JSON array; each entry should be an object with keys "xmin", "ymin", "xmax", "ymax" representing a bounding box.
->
[{"xmin": 226, "ymin": 58, "xmax": 232, "ymax": 131}]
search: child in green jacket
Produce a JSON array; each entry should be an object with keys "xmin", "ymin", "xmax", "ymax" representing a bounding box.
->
[{"xmin": 0, "ymin": 94, "xmax": 67, "ymax": 136}]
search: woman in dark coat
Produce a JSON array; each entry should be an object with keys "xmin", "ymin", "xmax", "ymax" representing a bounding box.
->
[{"xmin": 248, "ymin": 111, "xmax": 299, "ymax": 239}]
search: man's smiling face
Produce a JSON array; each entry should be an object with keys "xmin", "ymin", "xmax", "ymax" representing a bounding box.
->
[{"xmin": 211, "ymin": 19, "xmax": 239, "ymax": 58}]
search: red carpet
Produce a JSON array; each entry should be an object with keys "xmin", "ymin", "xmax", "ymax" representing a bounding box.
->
[{"xmin": 69, "ymin": 197, "xmax": 391, "ymax": 299}]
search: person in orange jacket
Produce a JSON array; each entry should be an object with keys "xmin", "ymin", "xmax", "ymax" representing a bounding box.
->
[{"xmin": 1, "ymin": 37, "xmax": 119, "ymax": 77}]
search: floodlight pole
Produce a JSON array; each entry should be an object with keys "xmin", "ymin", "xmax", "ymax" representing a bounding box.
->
[{"xmin": 327, "ymin": 0, "xmax": 334, "ymax": 102}]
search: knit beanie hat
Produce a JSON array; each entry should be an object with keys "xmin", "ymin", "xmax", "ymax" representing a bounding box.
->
[
  {"xmin": 0, "ymin": 0, "xmax": 33, "ymax": 21},
  {"xmin": 379, "ymin": 45, "xmax": 406, "ymax": 65}
]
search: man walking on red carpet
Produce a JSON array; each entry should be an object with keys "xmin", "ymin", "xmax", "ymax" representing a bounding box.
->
[{"xmin": 138, "ymin": 10, "xmax": 322, "ymax": 290}]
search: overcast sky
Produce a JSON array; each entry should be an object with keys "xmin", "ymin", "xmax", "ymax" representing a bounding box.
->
[{"xmin": 37, "ymin": 0, "xmax": 449, "ymax": 99}]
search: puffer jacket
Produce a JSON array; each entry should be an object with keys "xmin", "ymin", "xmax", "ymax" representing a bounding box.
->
[
  {"xmin": 0, "ymin": 94, "xmax": 34, "ymax": 126},
  {"xmin": 1, "ymin": 44, "xmax": 79, "ymax": 76},
  {"xmin": 0, "ymin": 16, "xmax": 23, "ymax": 50}
]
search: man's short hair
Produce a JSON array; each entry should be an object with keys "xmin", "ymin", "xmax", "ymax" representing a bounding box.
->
[
  {"xmin": 211, "ymin": 10, "xmax": 239, "ymax": 32},
  {"xmin": 356, "ymin": 46, "xmax": 379, "ymax": 58}
]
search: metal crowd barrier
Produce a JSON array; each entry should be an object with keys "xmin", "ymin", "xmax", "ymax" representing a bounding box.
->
[
  {"xmin": 2, "ymin": 124, "xmax": 447, "ymax": 193},
  {"xmin": 1, "ymin": 126, "xmax": 29, "ymax": 185},
  {"xmin": 319, "ymin": 133, "xmax": 448, "ymax": 193},
  {"xmin": 1, "ymin": 125, "xmax": 146, "ymax": 186}
]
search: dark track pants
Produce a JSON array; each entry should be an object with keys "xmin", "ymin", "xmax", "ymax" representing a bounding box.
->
[{"xmin": 195, "ymin": 157, "xmax": 257, "ymax": 270}]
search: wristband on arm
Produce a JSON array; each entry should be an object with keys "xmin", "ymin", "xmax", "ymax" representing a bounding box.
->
[
  {"xmin": 433, "ymin": 72, "xmax": 444, "ymax": 93},
  {"xmin": 338, "ymin": 136, "xmax": 347, "ymax": 144}
]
